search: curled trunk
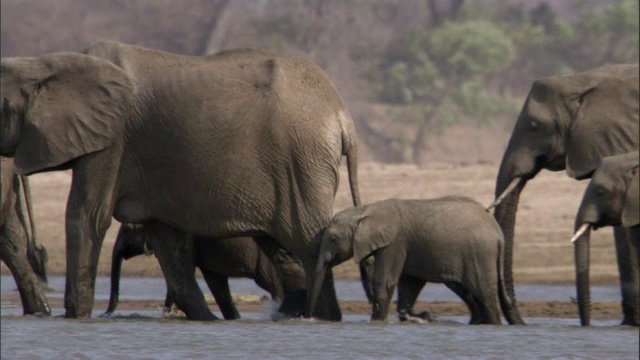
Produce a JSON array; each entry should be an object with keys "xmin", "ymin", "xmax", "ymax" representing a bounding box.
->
[{"xmin": 573, "ymin": 226, "xmax": 591, "ymax": 326}]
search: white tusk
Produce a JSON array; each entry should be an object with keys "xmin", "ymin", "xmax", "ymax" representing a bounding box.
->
[
  {"xmin": 571, "ymin": 223, "xmax": 591, "ymax": 243},
  {"xmin": 487, "ymin": 177, "xmax": 522, "ymax": 211}
]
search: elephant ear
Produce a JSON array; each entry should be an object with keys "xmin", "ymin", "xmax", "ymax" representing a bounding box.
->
[
  {"xmin": 352, "ymin": 202, "xmax": 400, "ymax": 263},
  {"xmin": 622, "ymin": 166, "xmax": 639, "ymax": 228},
  {"xmin": 565, "ymin": 65, "xmax": 640, "ymax": 179},
  {"xmin": 14, "ymin": 52, "xmax": 136, "ymax": 174}
]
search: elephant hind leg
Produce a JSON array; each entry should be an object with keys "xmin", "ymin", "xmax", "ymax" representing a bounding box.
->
[
  {"xmin": 397, "ymin": 274, "xmax": 432, "ymax": 322},
  {"xmin": 200, "ymin": 269, "xmax": 239, "ymax": 320},
  {"xmin": 147, "ymin": 222, "xmax": 217, "ymax": 321},
  {"xmin": 445, "ymin": 281, "xmax": 497, "ymax": 324}
]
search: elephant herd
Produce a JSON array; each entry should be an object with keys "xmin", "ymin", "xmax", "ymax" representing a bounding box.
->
[{"xmin": 1, "ymin": 41, "xmax": 638, "ymax": 327}]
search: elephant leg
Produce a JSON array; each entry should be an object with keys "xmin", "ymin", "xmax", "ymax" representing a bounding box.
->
[
  {"xmin": 253, "ymin": 256, "xmax": 285, "ymax": 304},
  {"xmin": 397, "ymin": 274, "xmax": 432, "ymax": 322},
  {"xmin": 371, "ymin": 249, "xmax": 406, "ymax": 321},
  {"xmin": 146, "ymin": 222, "xmax": 217, "ymax": 321},
  {"xmin": 255, "ymin": 235, "xmax": 308, "ymax": 318},
  {"xmin": 200, "ymin": 268, "xmax": 240, "ymax": 320},
  {"xmin": 63, "ymin": 150, "xmax": 119, "ymax": 318},
  {"xmin": 0, "ymin": 206, "xmax": 50, "ymax": 315},
  {"xmin": 444, "ymin": 281, "xmax": 487, "ymax": 324},
  {"xmin": 614, "ymin": 226, "xmax": 640, "ymax": 326}
]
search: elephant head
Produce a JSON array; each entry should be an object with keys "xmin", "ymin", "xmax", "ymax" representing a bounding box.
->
[
  {"xmin": 490, "ymin": 64, "xmax": 639, "ymax": 313},
  {"xmin": 308, "ymin": 202, "xmax": 400, "ymax": 316},
  {"xmin": 0, "ymin": 53, "xmax": 136, "ymax": 175},
  {"xmin": 571, "ymin": 152, "xmax": 639, "ymax": 326}
]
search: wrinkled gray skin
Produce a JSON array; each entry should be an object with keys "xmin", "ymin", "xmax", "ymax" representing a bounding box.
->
[
  {"xmin": 311, "ymin": 197, "xmax": 523, "ymax": 325},
  {"xmin": 0, "ymin": 41, "xmax": 361, "ymax": 320},
  {"xmin": 104, "ymin": 223, "xmax": 306, "ymax": 320},
  {"xmin": 572, "ymin": 152, "xmax": 639, "ymax": 326},
  {"xmin": 0, "ymin": 157, "xmax": 50, "ymax": 315},
  {"xmin": 493, "ymin": 64, "xmax": 639, "ymax": 325}
]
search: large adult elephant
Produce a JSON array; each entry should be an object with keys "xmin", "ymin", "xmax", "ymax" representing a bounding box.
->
[
  {"xmin": 1, "ymin": 157, "xmax": 50, "ymax": 315},
  {"xmin": 0, "ymin": 41, "xmax": 361, "ymax": 320},
  {"xmin": 571, "ymin": 152, "xmax": 639, "ymax": 326},
  {"xmin": 490, "ymin": 63, "xmax": 639, "ymax": 325}
]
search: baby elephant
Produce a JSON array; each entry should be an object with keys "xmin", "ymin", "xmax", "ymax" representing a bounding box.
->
[
  {"xmin": 310, "ymin": 196, "xmax": 522, "ymax": 325},
  {"xmin": 571, "ymin": 151, "xmax": 639, "ymax": 326},
  {"xmin": 105, "ymin": 224, "xmax": 306, "ymax": 320}
]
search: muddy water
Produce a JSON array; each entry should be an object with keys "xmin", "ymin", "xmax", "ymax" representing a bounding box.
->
[{"xmin": 2, "ymin": 277, "xmax": 638, "ymax": 359}]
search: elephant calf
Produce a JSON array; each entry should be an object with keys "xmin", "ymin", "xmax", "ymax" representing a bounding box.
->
[
  {"xmin": 310, "ymin": 196, "xmax": 523, "ymax": 325},
  {"xmin": 1, "ymin": 157, "xmax": 50, "ymax": 316},
  {"xmin": 105, "ymin": 223, "xmax": 306, "ymax": 320},
  {"xmin": 571, "ymin": 152, "xmax": 639, "ymax": 326}
]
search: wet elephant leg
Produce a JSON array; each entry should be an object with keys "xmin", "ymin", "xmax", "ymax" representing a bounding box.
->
[
  {"xmin": 0, "ymin": 209, "xmax": 50, "ymax": 315},
  {"xmin": 254, "ymin": 236, "xmax": 307, "ymax": 318},
  {"xmin": 200, "ymin": 268, "xmax": 240, "ymax": 320},
  {"xmin": 371, "ymin": 249, "xmax": 405, "ymax": 321},
  {"xmin": 614, "ymin": 226, "xmax": 640, "ymax": 326},
  {"xmin": 146, "ymin": 222, "xmax": 217, "ymax": 320},
  {"xmin": 445, "ymin": 281, "xmax": 485, "ymax": 324},
  {"xmin": 397, "ymin": 274, "xmax": 432, "ymax": 321}
]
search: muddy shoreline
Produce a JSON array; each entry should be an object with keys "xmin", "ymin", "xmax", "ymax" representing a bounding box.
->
[{"xmin": 1, "ymin": 293, "xmax": 624, "ymax": 322}]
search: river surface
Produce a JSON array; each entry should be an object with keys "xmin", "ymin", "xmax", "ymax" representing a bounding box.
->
[{"xmin": 2, "ymin": 276, "xmax": 638, "ymax": 359}]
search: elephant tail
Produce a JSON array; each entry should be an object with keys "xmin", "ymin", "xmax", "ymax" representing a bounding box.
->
[
  {"xmin": 497, "ymin": 238, "xmax": 525, "ymax": 325},
  {"xmin": 339, "ymin": 110, "xmax": 362, "ymax": 207}
]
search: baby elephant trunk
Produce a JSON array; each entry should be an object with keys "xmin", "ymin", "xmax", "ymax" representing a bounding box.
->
[{"xmin": 308, "ymin": 259, "xmax": 329, "ymax": 318}]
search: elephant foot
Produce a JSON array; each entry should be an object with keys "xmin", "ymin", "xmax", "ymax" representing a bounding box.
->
[
  {"xmin": 99, "ymin": 311, "xmax": 114, "ymax": 318},
  {"xmin": 620, "ymin": 317, "xmax": 640, "ymax": 327},
  {"xmin": 398, "ymin": 310, "xmax": 435, "ymax": 323},
  {"xmin": 277, "ymin": 289, "xmax": 307, "ymax": 319}
]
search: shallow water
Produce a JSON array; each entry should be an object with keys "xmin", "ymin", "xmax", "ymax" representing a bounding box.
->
[
  {"xmin": 2, "ymin": 276, "xmax": 638, "ymax": 359},
  {"xmin": 1, "ymin": 311, "xmax": 637, "ymax": 359}
]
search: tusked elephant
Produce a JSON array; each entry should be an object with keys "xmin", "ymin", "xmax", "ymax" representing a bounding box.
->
[
  {"xmin": 310, "ymin": 196, "xmax": 523, "ymax": 325},
  {"xmin": 1, "ymin": 157, "xmax": 50, "ymax": 315},
  {"xmin": 0, "ymin": 41, "xmax": 361, "ymax": 320},
  {"xmin": 104, "ymin": 223, "xmax": 306, "ymax": 320},
  {"xmin": 570, "ymin": 152, "xmax": 639, "ymax": 326},
  {"xmin": 490, "ymin": 63, "xmax": 639, "ymax": 325}
]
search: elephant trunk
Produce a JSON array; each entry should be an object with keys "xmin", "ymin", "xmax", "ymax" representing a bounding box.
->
[
  {"xmin": 104, "ymin": 232, "xmax": 126, "ymax": 316},
  {"xmin": 18, "ymin": 175, "xmax": 48, "ymax": 284},
  {"xmin": 493, "ymin": 175, "xmax": 527, "ymax": 323},
  {"xmin": 573, "ymin": 224, "xmax": 592, "ymax": 326},
  {"xmin": 308, "ymin": 262, "xmax": 328, "ymax": 318}
]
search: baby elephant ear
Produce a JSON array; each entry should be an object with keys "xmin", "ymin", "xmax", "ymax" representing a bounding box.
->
[
  {"xmin": 622, "ymin": 167, "xmax": 639, "ymax": 228},
  {"xmin": 352, "ymin": 205, "xmax": 399, "ymax": 263},
  {"xmin": 15, "ymin": 52, "xmax": 136, "ymax": 174}
]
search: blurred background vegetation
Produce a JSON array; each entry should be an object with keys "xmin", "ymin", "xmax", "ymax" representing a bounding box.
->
[{"xmin": 2, "ymin": 0, "xmax": 638, "ymax": 164}]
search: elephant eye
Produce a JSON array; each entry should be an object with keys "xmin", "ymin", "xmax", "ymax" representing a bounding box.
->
[
  {"xmin": 330, "ymin": 236, "xmax": 337, "ymax": 243},
  {"xmin": 529, "ymin": 120, "xmax": 538, "ymax": 131}
]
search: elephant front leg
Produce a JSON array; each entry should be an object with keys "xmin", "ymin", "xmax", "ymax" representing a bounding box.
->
[
  {"xmin": 64, "ymin": 211, "xmax": 109, "ymax": 318},
  {"xmin": 147, "ymin": 222, "xmax": 217, "ymax": 321},
  {"xmin": 614, "ymin": 227, "xmax": 640, "ymax": 326},
  {"xmin": 371, "ymin": 249, "xmax": 405, "ymax": 321}
]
